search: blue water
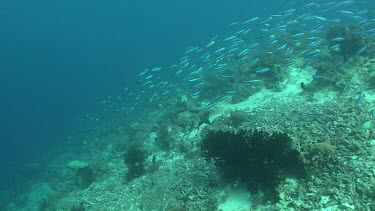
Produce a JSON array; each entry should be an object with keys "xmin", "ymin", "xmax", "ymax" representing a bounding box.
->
[{"xmin": 0, "ymin": 0, "xmax": 283, "ymax": 190}]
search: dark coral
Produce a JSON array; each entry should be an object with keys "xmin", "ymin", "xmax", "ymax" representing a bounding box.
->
[
  {"xmin": 327, "ymin": 24, "xmax": 367, "ymax": 60},
  {"xmin": 156, "ymin": 123, "xmax": 171, "ymax": 151},
  {"xmin": 123, "ymin": 143, "xmax": 147, "ymax": 180},
  {"xmin": 201, "ymin": 129, "xmax": 306, "ymax": 202},
  {"xmin": 75, "ymin": 167, "xmax": 95, "ymax": 189}
]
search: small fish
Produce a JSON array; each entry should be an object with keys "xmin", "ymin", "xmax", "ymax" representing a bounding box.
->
[
  {"xmin": 248, "ymin": 43, "xmax": 259, "ymax": 48},
  {"xmin": 331, "ymin": 37, "xmax": 345, "ymax": 42},
  {"xmin": 305, "ymin": 36, "xmax": 317, "ymax": 40},
  {"xmin": 287, "ymin": 61, "xmax": 295, "ymax": 66},
  {"xmin": 356, "ymin": 46, "xmax": 367, "ymax": 55},
  {"xmin": 234, "ymin": 29, "xmax": 245, "ymax": 35},
  {"xmin": 336, "ymin": 57, "xmax": 344, "ymax": 65},
  {"xmin": 356, "ymin": 94, "xmax": 365, "ymax": 107},
  {"xmin": 175, "ymin": 69, "xmax": 183, "ymax": 75},
  {"xmin": 213, "ymin": 47, "xmax": 225, "ymax": 54},
  {"xmin": 195, "ymin": 67, "xmax": 203, "ymax": 74},
  {"xmin": 285, "ymin": 47, "xmax": 294, "ymax": 55},
  {"xmin": 337, "ymin": 10, "xmax": 354, "ymax": 15},
  {"xmin": 244, "ymin": 79, "xmax": 262, "ymax": 85},
  {"xmin": 227, "ymin": 22, "xmax": 239, "ymax": 27},
  {"xmin": 269, "ymin": 39, "xmax": 278, "ymax": 44},
  {"xmin": 330, "ymin": 44, "xmax": 340, "ymax": 50},
  {"xmin": 188, "ymin": 77, "xmax": 201, "ymax": 82},
  {"xmin": 238, "ymin": 48, "xmax": 249, "ymax": 56},
  {"xmin": 217, "ymin": 94, "xmax": 230, "ymax": 102},
  {"xmin": 329, "ymin": 18, "xmax": 341, "ymax": 23},
  {"xmin": 256, "ymin": 67, "xmax": 270, "ymax": 74},
  {"xmin": 142, "ymin": 81, "xmax": 152, "ymax": 86},
  {"xmin": 297, "ymin": 14, "xmax": 309, "ymax": 20},
  {"xmin": 308, "ymin": 41, "xmax": 321, "ymax": 47},
  {"xmin": 307, "ymin": 113, "xmax": 323, "ymax": 118},
  {"xmin": 205, "ymin": 41, "xmax": 215, "ymax": 48},
  {"xmin": 314, "ymin": 16, "xmax": 327, "ymax": 21},
  {"xmin": 304, "ymin": 3, "xmax": 319, "ymax": 9},
  {"xmin": 303, "ymin": 50, "xmax": 320, "ymax": 58},
  {"xmin": 151, "ymin": 67, "xmax": 161, "ymax": 72},
  {"xmin": 275, "ymin": 43, "xmax": 287, "ymax": 50},
  {"xmin": 339, "ymin": 84, "xmax": 348, "ymax": 95},
  {"xmin": 191, "ymin": 90, "xmax": 201, "ymax": 97},
  {"xmin": 205, "ymin": 101, "xmax": 217, "ymax": 109},
  {"xmin": 312, "ymin": 74, "xmax": 324, "ymax": 79},
  {"xmin": 216, "ymin": 74, "xmax": 233, "ymax": 79},
  {"xmin": 249, "ymin": 58, "xmax": 259, "ymax": 66},
  {"xmin": 224, "ymin": 35, "xmax": 237, "ymax": 41},
  {"xmin": 291, "ymin": 32, "xmax": 304, "ymax": 37},
  {"xmin": 242, "ymin": 17, "xmax": 259, "ymax": 24}
]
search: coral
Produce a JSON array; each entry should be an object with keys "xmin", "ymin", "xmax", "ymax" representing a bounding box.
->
[
  {"xmin": 67, "ymin": 160, "xmax": 95, "ymax": 189},
  {"xmin": 201, "ymin": 129, "xmax": 306, "ymax": 202},
  {"xmin": 156, "ymin": 123, "xmax": 171, "ymax": 151},
  {"xmin": 75, "ymin": 167, "xmax": 95, "ymax": 189},
  {"xmin": 312, "ymin": 142, "xmax": 335, "ymax": 156},
  {"xmin": 123, "ymin": 143, "xmax": 147, "ymax": 180},
  {"xmin": 228, "ymin": 110, "xmax": 248, "ymax": 128},
  {"xmin": 165, "ymin": 199, "xmax": 186, "ymax": 211},
  {"xmin": 70, "ymin": 201, "xmax": 85, "ymax": 211},
  {"xmin": 307, "ymin": 142, "xmax": 336, "ymax": 168},
  {"xmin": 231, "ymin": 85, "xmax": 254, "ymax": 104},
  {"xmin": 327, "ymin": 24, "xmax": 367, "ymax": 59}
]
